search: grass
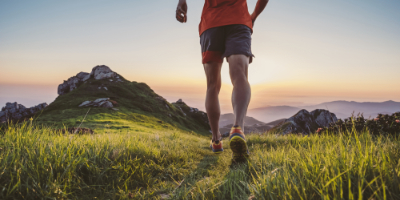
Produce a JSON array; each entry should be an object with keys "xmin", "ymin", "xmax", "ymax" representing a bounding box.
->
[{"xmin": 1, "ymin": 122, "xmax": 399, "ymax": 199}]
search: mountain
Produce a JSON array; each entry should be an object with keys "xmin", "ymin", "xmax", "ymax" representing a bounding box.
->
[
  {"xmin": 248, "ymin": 106, "xmax": 302, "ymax": 123},
  {"xmin": 219, "ymin": 113, "xmax": 265, "ymax": 127},
  {"xmin": 218, "ymin": 114, "xmax": 284, "ymax": 135},
  {"xmin": 264, "ymin": 118, "xmax": 286, "ymax": 126},
  {"xmin": 271, "ymin": 109, "xmax": 338, "ymax": 135},
  {"xmin": 35, "ymin": 65, "xmax": 210, "ymax": 135},
  {"xmin": 248, "ymin": 101, "xmax": 400, "ymax": 122},
  {"xmin": 303, "ymin": 100, "xmax": 400, "ymax": 119}
]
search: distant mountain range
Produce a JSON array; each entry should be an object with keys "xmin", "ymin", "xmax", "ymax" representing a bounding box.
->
[
  {"xmin": 219, "ymin": 113, "xmax": 264, "ymax": 127},
  {"xmin": 248, "ymin": 100, "xmax": 400, "ymax": 123},
  {"xmin": 218, "ymin": 113, "xmax": 285, "ymax": 134}
]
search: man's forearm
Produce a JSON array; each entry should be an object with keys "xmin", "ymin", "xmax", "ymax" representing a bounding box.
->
[{"xmin": 251, "ymin": 0, "xmax": 269, "ymax": 21}]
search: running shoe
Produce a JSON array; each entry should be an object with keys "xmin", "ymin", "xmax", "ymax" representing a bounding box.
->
[
  {"xmin": 229, "ymin": 125, "xmax": 249, "ymax": 160},
  {"xmin": 210, "ymin": 140, "xmax": 224, "ymax": 154}
]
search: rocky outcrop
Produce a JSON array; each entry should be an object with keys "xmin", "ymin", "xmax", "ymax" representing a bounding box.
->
[
  {"xmin": 90, "ymin": 65, "xmax": 117, "ymax": 80},
  {"xmin": 58, "ymin": 72, "xmax": 90, "ymax": 95},
  {"xmin": 172, "ymin": 99, "xmax": 209, "ymax": 128},
  {"xmin": 58, "ymin": 65, "xmax": 122, "ymax": 95},
  {"xmin": 78, "ymin": 98, "xmax": 117, "ymax": 108},
  {"xmin": 274, "ymin": 109, "xmax": 338, "ymax": 135},
  {"xmin": 0, "ymin": 102, "xmax": 48, "ymax": 123}
]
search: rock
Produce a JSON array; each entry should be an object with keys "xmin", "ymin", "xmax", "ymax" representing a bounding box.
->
[
  {"xmin": 112, "ymin": 108, "xmax": 119, "ymax": 111},
  {"xmin": 93, "ymin": 98, "xmax": 109, "ymax": 104},
  {"xmin": 274, "ymin": 109, "xmax": 338, "ymax": 135},
  {"xmin": 18, "ymin": 104, "xmax": 26, "ymax": 109},
  {"xmin": 58, "ymin": 65, "xmax": 117, "ymax": 95},
  {"xmin": 9, "ymin": 108, "xmax": 17, "ymax": 114},
  {"xmin": 0, "ymin": 102, "xmax": 47, "ymax": 123},
  {"xmin": 4, "ymin": 102, "xmax": 18, "ymax": 110},
  {"xmin": 0, "ymin": 111, "xmax": 5, "ymax": 118},
  {"xmin": 101, "ymin": 101, "xmax": 113, "ymax": 108},
  {"xmin": 79, "ymin": 101, "xmax": 92, "ymax": 107},
  {"xmin": 12, "ymin": 113, "xmax": 23, "ymax": 120},
  {"xmin": 104, "ymin": 87, "xmax": 108, "ymax": 90},
  {"xmin": 109, "ymin": 79, "xmax": 113, "ymax": 82},
  {"xmin": 36, "ymin": 103, "xmax": 48, "ymax": 110},
  {"xmin": 90, "ymin": 65, "xmax": 116, "ymax": 80},
  {"xmin": 76, "ymin": 72, "xmax": 90, "ymax": 81},
  {"xmin": 58, "ymin": 74, "xmax": 86, "ymax": 95},
  {"xmin": 78, "ymin": 98, "xmax": 114, "ymax": 108},
  {"xmin": 172, "ymin": 99, "xmax": 210, "ymax": 130}
]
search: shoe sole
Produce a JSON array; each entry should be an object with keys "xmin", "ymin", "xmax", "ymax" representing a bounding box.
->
[{"xmin": 229, "ymin": 136, "xmax": 249, "ymax": 160}]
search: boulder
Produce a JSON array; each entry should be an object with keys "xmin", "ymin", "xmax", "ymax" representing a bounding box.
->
[
  {"xmin": 101, "ymin": 101, "xmax": 113, "ymax": 108},
  {"xmin": 90, "ymin": 65, "xmax": 116, "ymax": 80},
  {"xmin": 58, "ymin": 65, "xmax": 118, "ymax": 95},
  {"xmin": 274, "ymin": 109, "xmax": 337, "ymax": 135},
  {"xmin": 58, "ymin": 76, "xmax": 83, "ymax": 95},
  {"xmin": 76, "ymin": 72, "xmax": 90, "ymax": 81},
  {"xmin": 93, "ymin": 98, "xmax": 109, "ymax": 104},
  {"xmin": 79, "ymin": 101, "xmax": 92, "ymax": 107},
  {"xmin": 78, "ymin": 98, "xmax": 114, "ymax": 108},
  {"xmin": 0, "ymin": 102, "xmax": 47, "ymax": 123}
]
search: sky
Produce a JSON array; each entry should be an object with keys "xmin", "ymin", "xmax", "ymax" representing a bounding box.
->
[{"xmin": 1, "ymin": 0, "xmax": 400, "ymax": 113}]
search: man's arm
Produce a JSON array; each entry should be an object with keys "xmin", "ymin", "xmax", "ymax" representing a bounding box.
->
[
  {"xmin": 176, "ymin": 0, "xmax": 188, "ymax": 23},
  {"xmin": 251, "ymin": 0, "xmax": 269, "ymax": 26}
]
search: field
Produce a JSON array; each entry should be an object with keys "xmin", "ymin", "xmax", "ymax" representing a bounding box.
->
[{"xmin": 1, "ymin": 122, "xmax": 399, "ymax": 200}]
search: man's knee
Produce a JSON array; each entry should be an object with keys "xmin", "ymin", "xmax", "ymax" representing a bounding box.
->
[{"xmin": 207, "ymin": 81, "xmax": 221, "ymax": 93}]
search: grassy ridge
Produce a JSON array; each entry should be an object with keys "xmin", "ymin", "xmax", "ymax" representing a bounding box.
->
[
  {"xmin": 34, "ymin": 77, "xmax": 210, "ymax": 135},
  {"xmin": 1, "ymin": 123, "xmax": 399, "ymax": 199}
]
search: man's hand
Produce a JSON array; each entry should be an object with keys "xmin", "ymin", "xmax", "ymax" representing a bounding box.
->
[
  {"xmin": 176, "ymin": 0, "xmax": 187, "ymax": 23},
  {"xmin": 251, "ymin": 0, "xmax": 269, "ymax": 27}
]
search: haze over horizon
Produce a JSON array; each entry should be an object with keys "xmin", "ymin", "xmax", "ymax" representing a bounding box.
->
[{"xmin": 1, "ymin": 0, "xmax": 400, "ymax": 113}]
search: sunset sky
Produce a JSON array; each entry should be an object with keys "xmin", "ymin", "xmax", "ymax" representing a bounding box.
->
[{"xmin": 1, "ymin": 0, "xmax": 400, "ymax": 113}]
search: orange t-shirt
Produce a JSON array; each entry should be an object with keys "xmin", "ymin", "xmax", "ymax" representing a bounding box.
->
[{"xmin": 199, "ymin": 0, "xmax": 253, "ymax": 36}]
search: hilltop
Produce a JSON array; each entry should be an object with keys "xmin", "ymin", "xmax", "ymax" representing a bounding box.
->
[{"xmin": 34, "ymin": 65, "xmax": 210, "ymax": 135}]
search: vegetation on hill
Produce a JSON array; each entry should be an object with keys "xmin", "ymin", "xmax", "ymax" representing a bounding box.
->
[
  {"xmin": 33, "ymin": 74, "xmax": 210, "ymax": 135},
  {"xmin": 1, "ymin": 122, "xmax": 399, "ymax": 199},
  {"xmin": 318, "ymin": 112, "xmax": 400, "ymax": 135}
]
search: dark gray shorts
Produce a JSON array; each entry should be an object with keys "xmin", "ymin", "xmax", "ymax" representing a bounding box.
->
[{"xmin": 200, "ymin": 24, "xmax": 254, "ymax": 64}]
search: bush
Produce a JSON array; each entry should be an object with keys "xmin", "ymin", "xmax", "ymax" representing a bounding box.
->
[{"xmin": 317, "ymin": 112, "xmax": 400, "ymax": 135}]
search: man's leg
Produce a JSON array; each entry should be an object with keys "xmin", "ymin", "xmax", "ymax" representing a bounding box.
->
[
  {"xmin": 204, "ymin": 62, "xmax": 223, "ymax": 141},
  {"xmin": 228, "ymin": 55, "xmax": 251, "ymax": 131}
]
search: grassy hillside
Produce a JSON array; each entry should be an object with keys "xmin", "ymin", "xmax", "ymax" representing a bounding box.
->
[
  {"xmin": 1, "ymin": 122, "xmax": 399, "ymax": 199},
  {"xmin": 34, "ymin": 74, "xmax": 210, "ymax": 135}
]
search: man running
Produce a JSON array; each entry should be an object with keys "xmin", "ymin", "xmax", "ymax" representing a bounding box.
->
[{"xmin": 176, "ymin": 0, "xmax": 268, "ymax": 161}]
